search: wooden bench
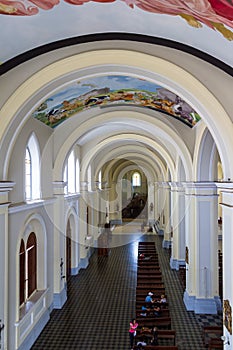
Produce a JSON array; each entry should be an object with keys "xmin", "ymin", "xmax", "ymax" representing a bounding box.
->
[
  {"xmin": 136, "ymin": 295, "xmax": 166, "ymax": 304},
  {"xmin": 136, "ymin": 309, "xmax": 170, "ymax": 318},
  {"xmin": 138, "ymin": 261, "xmax": 161, "ymax": 267},
  {"xmin": 133, "ymin": 345, "xmax": 178, "ymax": 350},
  {"xmin": 137, "ymin": 273, "xmax": 162, "ymax": 278},
  {"xmin": 208, "ymin": 338, "xmax": 223, "ymax": 349},
  {"xmin": 137, "ymin": 284, "xmax": 164, "ymax": 290},
  {"xmin": 137, "ymin": 272, "xmax": 162, "ymax": 282},
  {"xmin": 138, "ymin": 242, "xmax": 156, "ymax": 246},
  {"xmin": 138, "ymin": 267, "xmax": 161, "ymax": 273},
  {"xmin": 136, "ymin": 329, "xmax": 176, "ymax": 346},
  {"xmin": 202, "ymin": 326, "xmax": 223, "ymax": 347},
  {"xmin": 136, "ymin": 287, "xmax": 166, "ymax": 294},
  {"xmin": 137, "ymin": 317, "xmax": 171, "ymax": 329},
  {"xmin": 138, "ymin": 250, "xmax": 158, "ymax": 255}
]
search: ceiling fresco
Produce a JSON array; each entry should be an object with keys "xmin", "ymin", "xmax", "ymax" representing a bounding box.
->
[
  {"xmin": 0, "ymin": 0, "xmax": 233, "ymax": 66},
  {"xmin": 32, "ymin": 75, "xmax": 201, "ymax": 128}
]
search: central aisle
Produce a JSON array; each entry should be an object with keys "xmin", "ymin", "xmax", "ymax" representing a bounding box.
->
[{"xmin": 31, "ymin": 224, "xmax": 222, "ymax": 349}]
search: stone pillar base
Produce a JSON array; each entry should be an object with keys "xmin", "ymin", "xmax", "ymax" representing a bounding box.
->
[
  {"xmin": 162, "ymin": 239, "xmax": 171, "ymax": 249},
  {"xmin": 183, "ymin": 291, "xmax": 219, "ymax": 314},
  {"xmin": 53, "ymin": 286, "xmax": 67, "ymax": 309},
  {"xmin": 170, "ymin": 258, "xmax": 186, "ymax": 270}
]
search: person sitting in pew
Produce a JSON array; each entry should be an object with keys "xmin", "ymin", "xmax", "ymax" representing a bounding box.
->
[
  {"xmin": 150, "ymin": 326, "xmax": 159, "ymax": 345},
  {"xmin": 139, "ymin": 253, "xmax": 153, "ymax": 261},
  {"xmin": 159, "ymin": 294, "xmax": 167, "ymax": 303},
  {"xmin": 140, "ymin": 304, "xmax": 151, "ymax": 316},
  {"xmin": 145, "ymin": 292, "xmax": 155, "ymax": 304},
  {"xmin": 153, "ymin": 305, "xmax": 161, "ymax": 317},
  {"xmin": 136, "ymin": 336, "xmax": 148, "ymax": 347}
]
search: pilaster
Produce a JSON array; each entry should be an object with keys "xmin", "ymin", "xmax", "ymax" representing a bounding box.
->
[
  {"xmin": 169, "ymin": 182, "xmax": 186, "ymax": 270},
  {"xmin": 183, "ymin": 182, "xmax": 219, "ymax": 314},
  {"xmin": 216, "ymin": 182, "xmax": 233, "ymax": 344},
  {"xmin": 161, "ymin": 182, "xmax": 172, "ymax": 249},
  {"xmin": 52, "ymin": 181, "xmax": 67, "ymax": 309},
  {"xmin": 0, "ymin": 181, "xmax": 15, "ymax": 350}
]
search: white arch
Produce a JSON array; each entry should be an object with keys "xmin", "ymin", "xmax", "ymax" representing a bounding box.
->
[
  {"xmin": 80, "ymin": 133, "xmax": 176, "ymax": 182},
  {"xmin": 65, "ymin": 206, "xmax": 79, "ymax": 272},
  {"xmin": 1, "ymin": 50, "xmax": 232, "ymax": 178},
  {"xmin": 15, "ymin": 213, "xmax": 47, "ymax": 319},
  {"xmin": 52, "ymin": 109, "xmax": 192, "ymax": 181},
  {"xmin": 94, "ymin": 146, "xmax": 164, "ymax": 182},
  {"xmin": 26, "ymin": 132, "xmax": 41, "ymax": 200}
]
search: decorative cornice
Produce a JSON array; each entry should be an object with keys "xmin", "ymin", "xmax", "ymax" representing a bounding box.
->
[{"xmin": 0, "ymin": 181, "xmax": 15, "ymax": 192}]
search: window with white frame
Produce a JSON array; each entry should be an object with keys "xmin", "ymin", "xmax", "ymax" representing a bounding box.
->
[
  {"xmin": 76, "ymin": 158, "xmax": 80, "ymax": 192},
  {"xmin": 98, "ymin": 170, "xmax": 102, "ymax": 190},
  {"xmin": 88, "ymin": 165, "xmax": 92, "ymax": 192},
  {"xmin": 132, "ymin": 172, "xmax": 141, "ymax": 187},
  {"xmin": 67, "ymin": 150, "xmax": 75, "ymax": 193},
  {"xmin": 25, "ymin": 147, "xmax": 32, "ymax": 200},
  {"xmin": 19, "ymin": 232, "xmax": 37, "ymax": 306},
  {"xmin": 63, "ymin": 150, "xmax": 77, "ymax": 194},
  {"xmin": 25, "ymin": 134, "xmax": 41, "ymax": 200}
]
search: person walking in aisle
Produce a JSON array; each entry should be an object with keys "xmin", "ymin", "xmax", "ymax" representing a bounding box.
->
[{"xmin": 129, "ymin": 318, "xmax": 138, "ymax": 349}]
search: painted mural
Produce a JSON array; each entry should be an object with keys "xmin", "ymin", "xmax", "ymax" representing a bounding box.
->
[
  {"xmin": 0, "ymin": 0, "xmax": 233, "ymax": 40},
  {"xmin": 32, "ymin": 75, "xmax": 201, "ymax": 128}
]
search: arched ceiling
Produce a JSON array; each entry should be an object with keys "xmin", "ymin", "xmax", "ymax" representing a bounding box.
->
[
  {"xmin": 0, "ymin": 0, "xmax": 233, "ymax": 67},
  {"xmin": 32, "ymin": 74, "xmax": 200, "ymax": 128},
  {"xmin": 0, "ymin": 1, "xmax": 233, "ymax": 184}
]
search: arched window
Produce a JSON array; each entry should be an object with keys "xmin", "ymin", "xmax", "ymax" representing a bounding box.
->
[
  {"xmin": 27, "ymin": 233, "xmax": 37, "ymax": 298},
  {"xmin": 132, "ymin": 172, "xmax": 141, "ymax": 187},
  {"xmin": 76, "ymin": 158, "xmax": 80, "ymax": 192},
  {"xmin": 67, "ymin": 150, "xmax": 75, "ymax": 193},
  {"xmin": 25, "ymin": 134, "xmax": 41, "ymax": 200},
  {"xmin": 88, "ymin": 165, "xmax": 92, "ymax": 191},
  {"xmin": 98, "ymin": 170, "xmax": 102, "ymax": 190},
  {"xmin": 19, "ymin": 240, "xmax": 25, "ymax": 306},
  {"xmin": 25, "ymin": 147, "xmax": 32, "ymax": 200},
  {"xmin": 19, "ymin": 233, "xmax": 37, "ymax": 305},
  {"xmin": 64, "ymin": 149, "xmax": 78, "ymax": 194}
]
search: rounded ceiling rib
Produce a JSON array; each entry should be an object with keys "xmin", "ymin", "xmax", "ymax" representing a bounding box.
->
[
  {"xmin": 2, "ymin": 49, "xmax": 231, "ymax": 180},
  {"xmin": 80, "ymin": 133, "xmax": 175, "ymax": 183},
  {"xmin": 94, "ymin": 146, "xmax": 164, "ymax": 182}
]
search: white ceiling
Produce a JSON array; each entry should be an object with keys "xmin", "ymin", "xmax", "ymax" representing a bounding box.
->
[{"xmin": 0, "ymin": 1, "xmax": 233, "ymax": 66}]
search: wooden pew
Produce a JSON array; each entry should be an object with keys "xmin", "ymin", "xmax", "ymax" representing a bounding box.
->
[
  {"xmin": 136, "ymin": 329, "xmax": 176, "ymax": 346},
  {"xmin": 133, "ymin": 345, "xmax": 178, "ymax": 350},
  {"xmin": 136, "ymin": 309, "xmax": 170, "ymax": 318},
  {"xmin": 138, "ymin": 250, "xmax": 158, "ymax": 255},
  {"xmin": 138, "ymin": 242, "xmax": 155, "ymax": 246},
  {"xmin": 138, "ymin": 267, "xmax": 161, "ymax": 273},
  {"xmin": 208, "ymin": 338, "xmax": 223, "ymax": 349},
  {"xmin": 136, "ymin": 286, "xmax": 165, "ymax": 294},
  {"xmin": 137, "ymin": 276, "xmax": 163, "ymax": 282},
  {"xmin": 136, "ymin": 288, "xmax": 165, "ymax": 300},
  {"xmin": 136, "ymin": 284, "xmax": 165, "ymax": 289},
  {"xmin": 202, "ymin": 326, "xmax": 223, "ymax": 347},
  {"xmin": 138, "ymin": 261, "xmax": 161, "ymax": 267},
  {"xmin": 137, "ymin": 273, "xmax": 162, "ymax": 279},
  {"xmin": 137, "ymin": 317, "xmax": 171, "ymax": 329}
]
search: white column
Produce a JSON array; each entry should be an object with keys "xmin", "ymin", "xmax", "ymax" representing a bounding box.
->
[
  {"xmin": 216, "ymin": 183, "xmax": 233, "ymax": 348},
  {"xmin": 0, "ymin": 182, "xmax": 15, "ymax": 350},
  {"xmin": 162, "ymin": 182, "xmax": 172, "ymax": 249},
  {"xmin": 170, "ymin": 182, "xmax": 186, "ymax": 270},
  {"xmin": 154, "ymin": 183, "xmax": 159, "ymax": 221},
  {"xmin": 183, "ymin": 182, "xmax": 220, "ymax": 314},
  {"xmin": 148, "ymin": 182, "xmax": 155, "ymax": 224},
  {"xmin": 79, "ymin": 181, "xmax": 90, "ymax": 267},
  {"xmin": 52, "ymin": 181, "xmax": 67, "ymax": 309}
]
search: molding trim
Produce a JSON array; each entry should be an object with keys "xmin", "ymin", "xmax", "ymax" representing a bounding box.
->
[{"xmin": 0, "ymin": 33, "xmax": 232, "ymax": 76}]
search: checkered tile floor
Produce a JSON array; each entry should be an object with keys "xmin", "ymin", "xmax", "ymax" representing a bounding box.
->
[{"xmin": 31, "ymin": 225, "xmax": 223, "ymax": 349}]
